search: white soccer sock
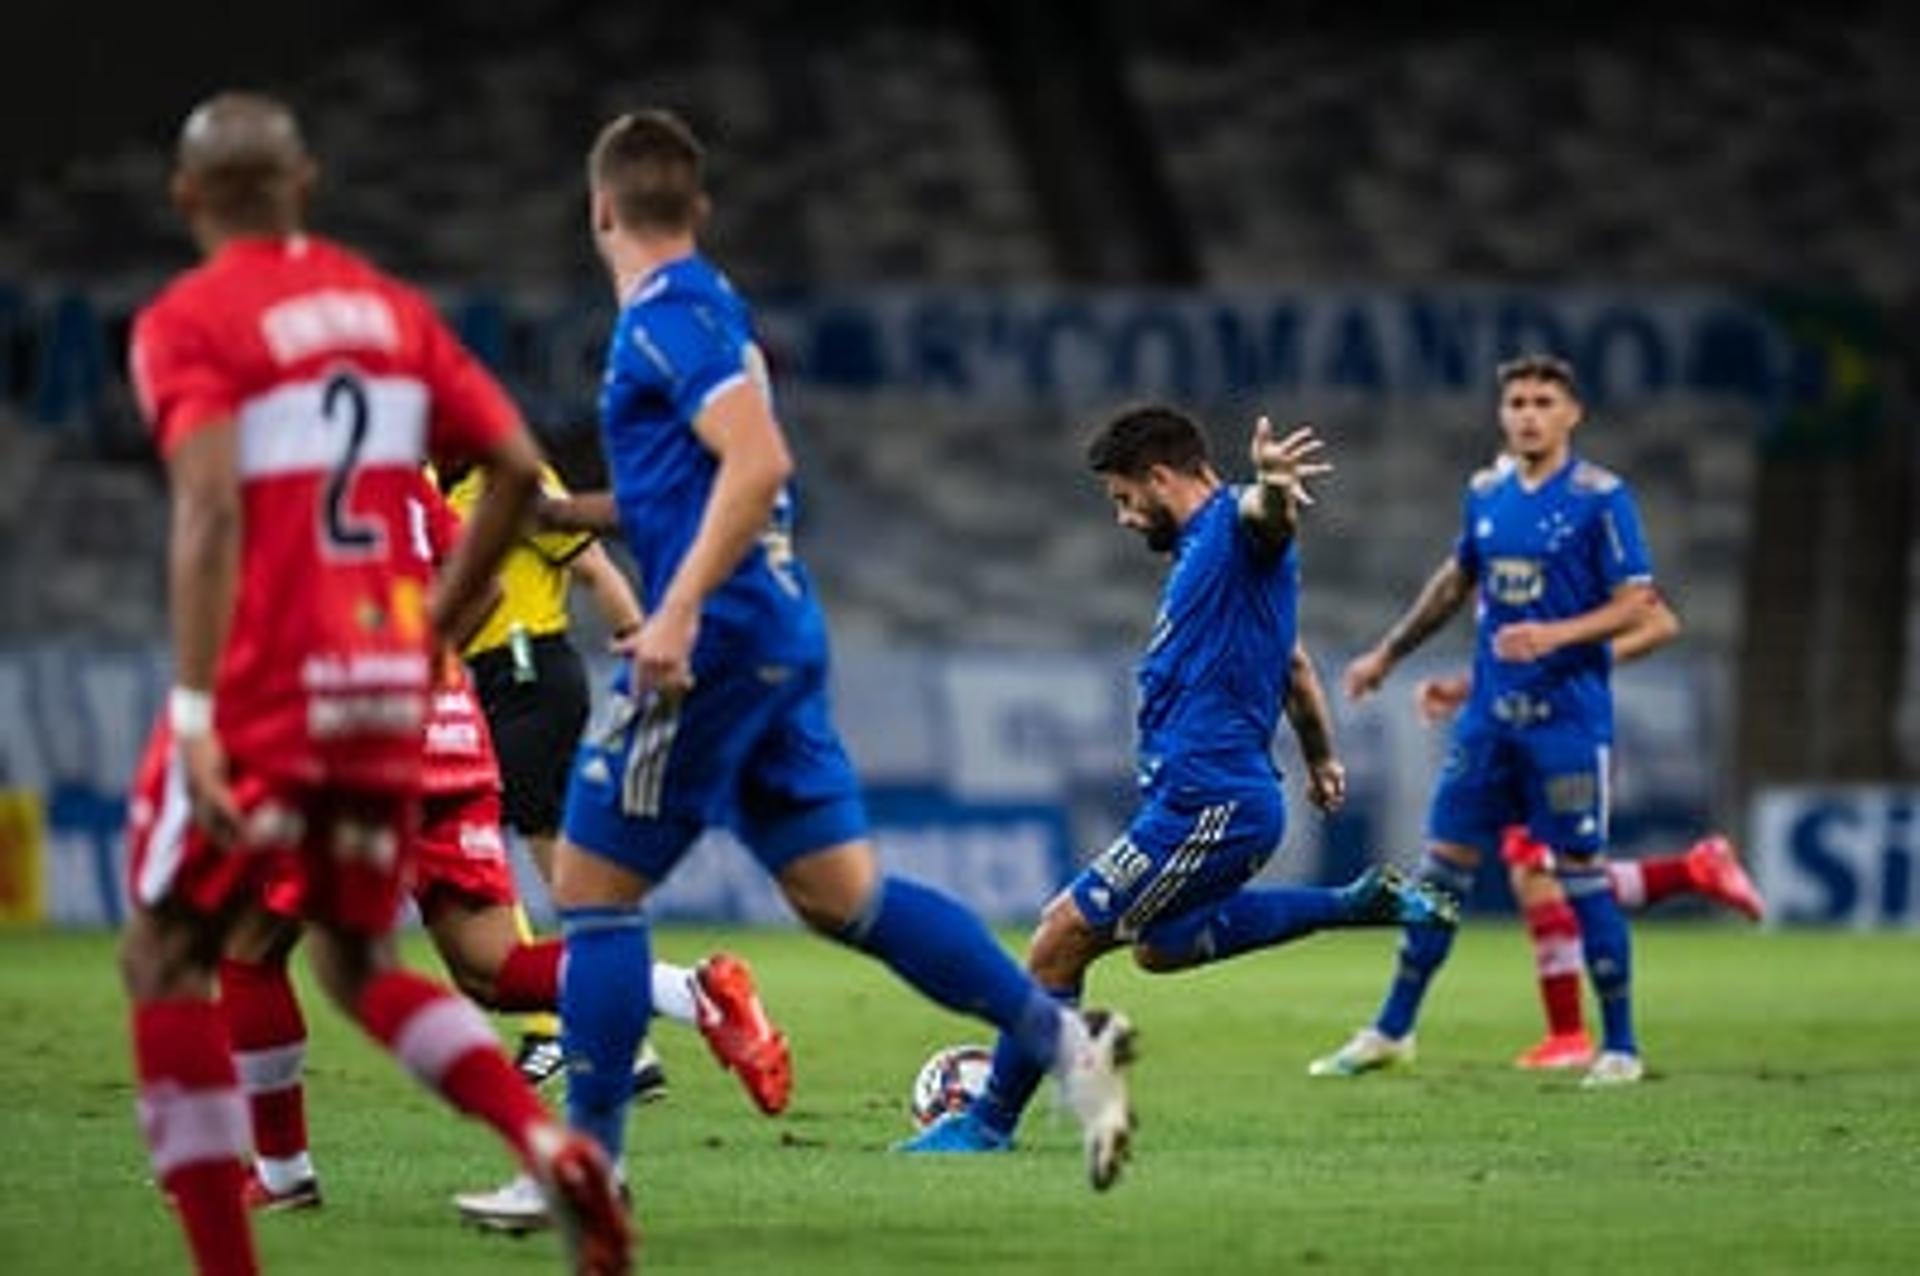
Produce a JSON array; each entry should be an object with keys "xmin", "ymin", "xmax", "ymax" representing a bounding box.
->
[
  {"xmin": 650, "ymin": 961, "xmax": 700, "ymax": 1024},
  {"xmin": 1608, "ymin": 860, "xmax": 1647, "ymax": 909}
]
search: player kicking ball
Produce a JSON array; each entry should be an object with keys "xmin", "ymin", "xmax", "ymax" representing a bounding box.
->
[{"xmin": 901, "ymin": 406, "xmax": 1457, "ymax": 1159}]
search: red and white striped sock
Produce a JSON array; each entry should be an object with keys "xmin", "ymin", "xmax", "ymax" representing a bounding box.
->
[
  {"xmin": 1523, "ymin": 900, "xmax": 1586, "ymax": 1037},
  {"xmin": 1611, "ymin": 854, "xmax": 1691, "ymax": 909},
  {"xmin": 493, "ymin": 940, "xmax": 562, "ymax": 1012},
  {"xmin": 133, "ymin": 999, "xmax": 259, "ymax": 1276},
  {"xmin": 355, "ymin": 969, "xmax": 549, "ymax": 1166},
  {"xmin": 219, "ymin": 958, "xmax": 312, "ymax": 1192}
]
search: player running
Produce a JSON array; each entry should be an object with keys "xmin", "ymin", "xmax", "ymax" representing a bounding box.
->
[
  {"xmin": 900, "ymin": 405, "xmax": 1456, "ymax": 1158},
  {"xmin": 215, "ymin": 475, "xmax": 791, "ymax": 1219},
  {"xmin": 1312, "ymin": 354, "xmax": 1659, "ymax": 1087},
  {"xmin": 118, "ymin": 93, "xmax": 629, "ymax": 1273},
  {"xmin": 438, "ymin": 460, "xmax": 670, "ymax": 1093},
  {"xmin": 538, "ymin": 108, "xmax": 1136, "ymax": 1192}
]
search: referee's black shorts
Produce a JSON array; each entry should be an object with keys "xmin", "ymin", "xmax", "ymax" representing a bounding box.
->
[{"xmin": 466, "ymin": 633, "xmax": 591, "ymax": 837}]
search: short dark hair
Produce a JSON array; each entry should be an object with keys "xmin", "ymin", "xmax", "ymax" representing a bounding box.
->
[
  {"xmin": 1496, "ymin": 353, "xmax": 1579, "ymax": 397},
  {"xmin": 1086, "ymin": 404, "xmax": 1212, "ymax": 479},
  {"xmin": 588, "ymin": 109, "xmax": 707, "ymax": 232}
]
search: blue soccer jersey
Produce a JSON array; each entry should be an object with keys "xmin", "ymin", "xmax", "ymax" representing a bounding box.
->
[
  {"xmin": 1068, "ymin": 486, "xmax": 1298, "ymax": 940},
  {"xmin": 600, "ymin": 253, "xmax": 821, "ymax": 664},
  {"xmin": 1453, "ymin": 455, "xmax": 1652, "ymax": 740},
  {"xmin": 565, "ymin": 252, "xmax": 865, "ymax": 879},
  {"xmin": 1136, "ymin": 486, "xmax": 1299, "ymax": 796}
]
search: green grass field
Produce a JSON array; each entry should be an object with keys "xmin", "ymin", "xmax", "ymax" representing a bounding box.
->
[{"xmin": 2, "ymin": 923, "xmax": 1916, "ymax": 1274}]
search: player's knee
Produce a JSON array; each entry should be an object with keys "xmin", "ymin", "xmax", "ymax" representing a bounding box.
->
[
  {"xmin": 1509, "ymin": 864, "xmax": 1562, "ymax": 908},
  {"xmin": 444, "ymin": 961, "xmax": 499, "ymax": 1008},
  {"xmin": 779, "ymin": 842, "xmax": 878, "ymax": 934},
  {"xmin": 119, "ymin": 909, "xmax": 215, "ymax": 1001},
  {"xmin": 1130, "ymin": 942, "xmax": 1184, "ymax": 973}
]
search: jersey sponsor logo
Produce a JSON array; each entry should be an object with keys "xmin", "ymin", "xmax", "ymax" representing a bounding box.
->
[
  {"xmin": 425, "ymin": 718, "xmax": 484, "ymax": 755},
  {"xmin": 1491, "ymin": 692, "xmax": 1553, "ymax": 726},
  {"xmin": 308, "ymin": 692, "xmax": 423, "ymax": 739},
  {"xmin": 260, "ymin": 289, "xmax": 400, "ymax": 365},
  {"xmin": 1486, "ymin": 556, "xmax": 1544, "ymax": 605},
  {"xmin": 457, "ymin": 822, "xmax": 506, "ymax": 862},
  {"xmin": 302, "ymin": 653, "xmax": 429, "ymax": 691}
]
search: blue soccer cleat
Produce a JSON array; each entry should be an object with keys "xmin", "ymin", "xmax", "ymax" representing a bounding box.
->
[
  {"xmin": 894, "ymin": 1109, "xmax": 1014, "ymax": 1155},
  {"xmin": 1340, "ymin": 865, "xmax": 1460, "ymax": 929}
]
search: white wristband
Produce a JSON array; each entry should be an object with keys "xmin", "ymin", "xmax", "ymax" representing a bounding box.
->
[{"xmin": 169, "ymin": 687, "xmax": 214, "ymax": 738}]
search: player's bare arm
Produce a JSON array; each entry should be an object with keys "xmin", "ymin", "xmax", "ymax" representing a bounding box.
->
[
  {"xmin": 1610, "ymin": 590, "xmax": 1680, "ymax": 662},
  {"xmin": 1284, "ymin": 638, "xmax": 1346, "ymax": 813},
  {"xmin": 430, "ymin": 429, "xmax": 543, "ymax": 641},
  {"xmin": 535, "ymin": 490, "xmax": 621, "ymax": 535},
  {"xmin": 1238, "ymin": 418, "xmax": 1330, "ymax": 553},
  {"xmin": 167, "ymin": 418, "xmax": 243, "ymax": 845},
  {"xmin": 570, "ymin": 541, "xmax": 647, "ymax": 645},
  {"xmin": 1417, "ymin": 593, "xmax": 1679, "ymax": 726},
  {"xmin": 445, "ymin": 576, "xmax": 505, "ymax": 653},
  {"xmin": 1343, "ymin": 555, "xmax": 1473, "ymax": 701},
  {"xmin": 1493, "ymin": 580, "xmax": 1659, "ymax": 663},
  {"xmin": 636, "ymin": 379, "xmax": 794, "ymax": 694}
]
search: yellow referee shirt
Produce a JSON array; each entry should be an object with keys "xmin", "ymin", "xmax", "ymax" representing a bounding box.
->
[{"xmin": 447, "ymin": 464, "xmax": 595, "ymax": 657}]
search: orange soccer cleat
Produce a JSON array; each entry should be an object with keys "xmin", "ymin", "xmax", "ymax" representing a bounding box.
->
[
  {"xmin": 1685, "ymin": 836, "xmax": 1766, "ymax": 922},
  {"xmin": 531, "ymin": 1125, "xmax": 634, "ymax": 1276},
  {"xmin": 693, "ymin": 953, "xmax": 792, "ymax": 1115},
  {"xmin": 1514, "ymin": 1031, "xmax": 1595, "ymax": 1071}
]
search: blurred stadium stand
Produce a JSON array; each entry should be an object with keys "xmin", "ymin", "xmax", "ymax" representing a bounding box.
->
[{"xmin": 0, "ymin": 0, "xmax": 1913, "ymax": 794}]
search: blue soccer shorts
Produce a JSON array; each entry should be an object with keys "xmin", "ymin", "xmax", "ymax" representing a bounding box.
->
[
  {"xmin": 1069, "ymin": 785, "xmax": 1286, "ymax": 940},
  {"xmin": 562, "ymin": 653, "xmax": 868, "ymax": 883},
  {"xmin": 1427, "ymin": 722, "xmax": 1611, "ymax": 858}
]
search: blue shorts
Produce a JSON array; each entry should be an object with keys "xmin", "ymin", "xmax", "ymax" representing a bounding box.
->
[
  {"xmin": 562, "ymin": 653, "xmax": 868, "ymax": 883},
  {"xmin": 1427, "ymin": 722, "xmax": 1611, "ymax": 858},
  {"xmin": 1070, "ymin": 786, "xmax": 1285, "ymax": 941}
]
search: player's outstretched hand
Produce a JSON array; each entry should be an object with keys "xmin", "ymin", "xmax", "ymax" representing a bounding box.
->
[
  {"xmin": 1250, "ymin": 418, "xmax": 1332, "ymax": 507},
  {"xmin": 1413, "ymin": 673, "xmax": 1472, "ymax": 725},
  {"xmin": 1341, "ymin": 648, "xmax": 1392, "ymax": 702},
  {"xmin": 180, "ymin": 732, "xmax": 242, "ymax": 847},
  {"xmin": 1306, "ymin": 758, "xmax": 1348, "ymax": 813}
]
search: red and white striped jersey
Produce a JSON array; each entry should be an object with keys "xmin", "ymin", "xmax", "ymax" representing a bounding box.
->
[{"xmin": 131, "ymin": 234, "xmax": 519, "ymax": 791}]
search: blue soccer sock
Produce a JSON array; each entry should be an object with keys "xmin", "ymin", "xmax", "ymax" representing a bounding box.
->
[
  {"xmin": 1374, "ymin": 853, "xmax": 1475, "ymax": 1039},
  {"xmin": 972, "ymin": 982, "xmax": 1081, "ymax": 1139},
  {"xmin": 559, "ymin": 905, "xmax": 652, "ymax": 1164},
  {"xmin": 1137, "ymin": 887, "xmax": 1350, "ymax": 969},
  {"xmin": 835, "ymin": 876, "xmax": 1063, "ymax": 1080},
  {"xmin": 1559, "ymin": 863, "xmax": 1636, "ymax": 1055}
]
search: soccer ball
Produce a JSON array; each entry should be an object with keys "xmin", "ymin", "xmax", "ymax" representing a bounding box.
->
[{"xmin": 909, "ymin": 1044, "xmax": 994, "ymax": 1128}]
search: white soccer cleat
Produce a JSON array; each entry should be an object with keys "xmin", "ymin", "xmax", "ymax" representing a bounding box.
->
[
  {"xmin": 1580, "ymin": 1050, "xmax": 1645, "ymax": 1088},
  {"xmin": 453, "ymin": 1171, "xmax": 551, "ymax": 1234},
  {"xmin": 1057, "ymin": 1008, "xmax": 1137, "ymax": 1192},
  {"xmin": 1307, "ymin": 1027, "xmax": 1415, "ymax": 1077}
]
